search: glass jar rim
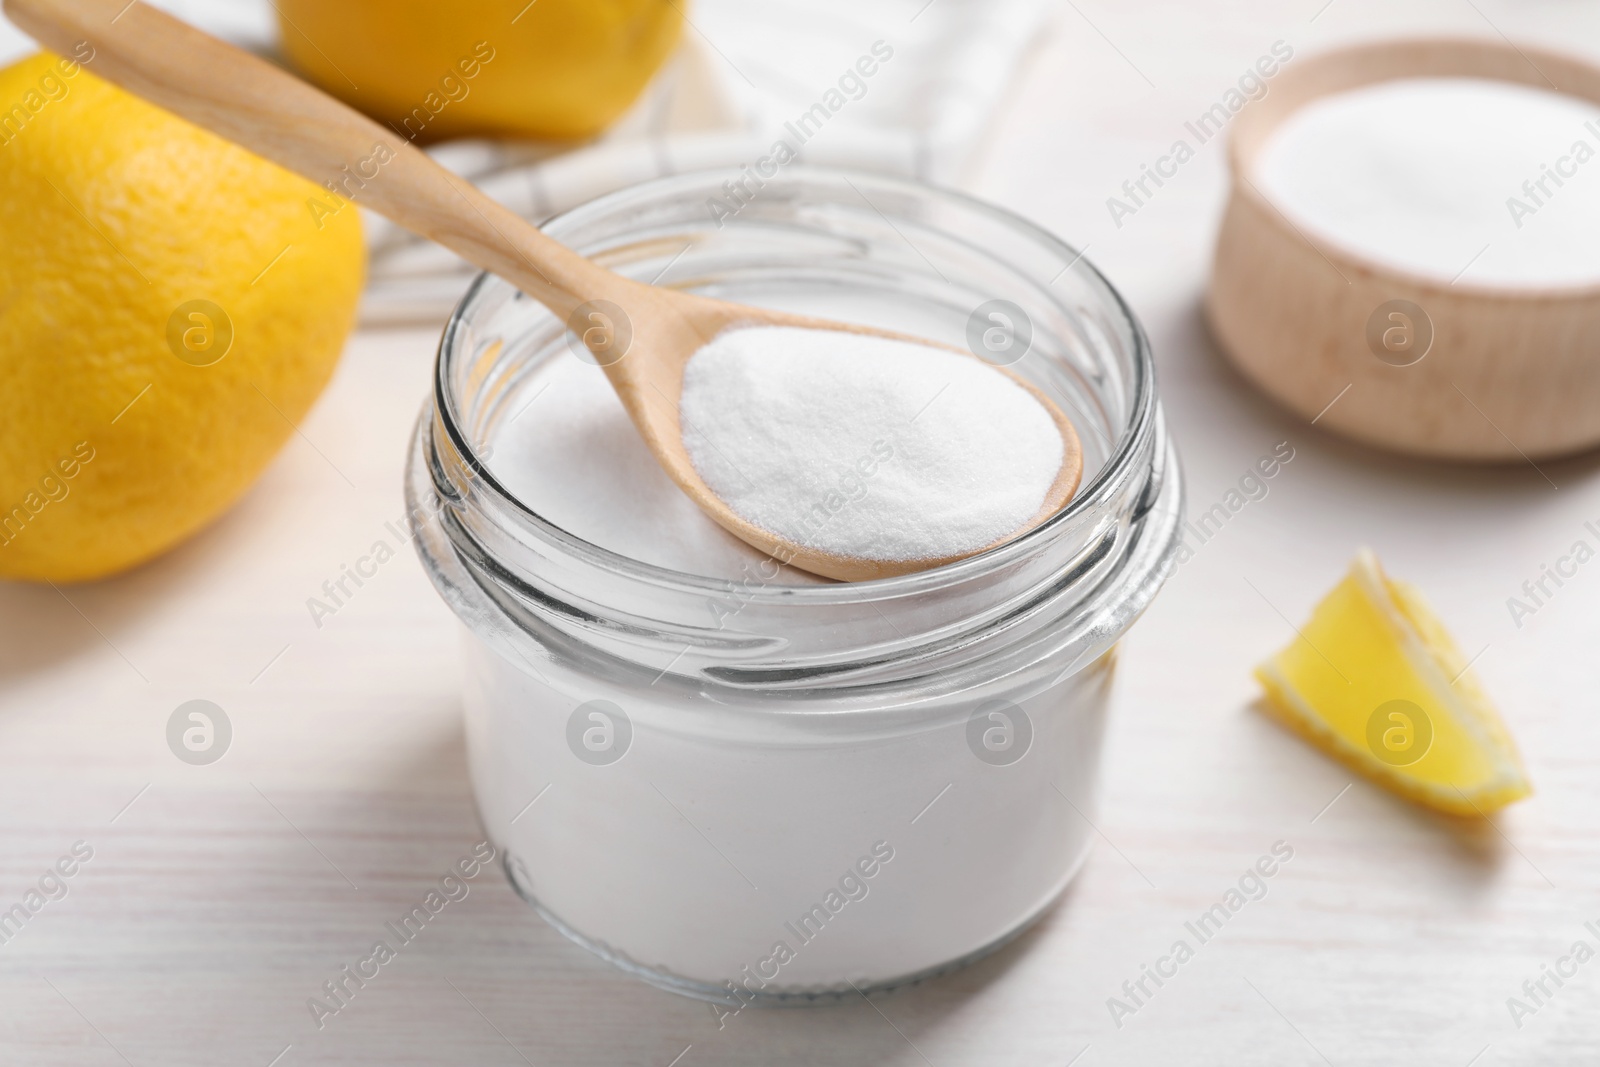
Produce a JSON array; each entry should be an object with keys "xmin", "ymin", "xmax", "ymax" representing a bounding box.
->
[{"xmin": 431, "ymin": 165, "xmax": 1159, "ymax": 603}]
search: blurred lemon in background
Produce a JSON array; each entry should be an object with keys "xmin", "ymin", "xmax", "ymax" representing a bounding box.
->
[
  {"xmin": 0, "ymin": 51, "xmax": 365, "ymax": 583},
  {"xmin": 275, "ymin": 0, "xmax": 684, "ymax": 142}
]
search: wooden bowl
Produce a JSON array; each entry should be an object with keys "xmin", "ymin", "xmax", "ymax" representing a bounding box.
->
[{"xmin": 1206, "ymin": 38, "xmax": 1600, "ymax": 461}]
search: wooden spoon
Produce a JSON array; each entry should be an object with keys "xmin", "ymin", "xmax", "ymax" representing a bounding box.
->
[{"xmin": 7, "ymin": 0, "xmax": 1083, "ymax": 581}]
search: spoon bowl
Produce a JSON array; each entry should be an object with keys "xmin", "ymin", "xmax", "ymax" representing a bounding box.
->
[
  {"xmin": 523, "ymin": 284, "xmax": 1083, "ymax": 581},
  {"xmin": 7, "ymin": 0, "xmax": 1082, "ymax": 580}
]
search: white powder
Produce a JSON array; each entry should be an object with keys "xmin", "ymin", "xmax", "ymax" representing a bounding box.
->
[
  {"xmin": 1255, "ymin": 77, "xmax": 1600, "ymax": 287},
  {"xmin": 678, "ymin": 326, "xmax": 1065, "ymax": 563},
  {"xmin": 488, "ymin": 354, "xmax": 823, "ymax": 582},
  {"xmin": 464, "ymin": 640, "xmax": 1112, "ymax": 991},
  {"xmin": 473, "ymin": 334, "xmax": 1112, "ymax": 993}
]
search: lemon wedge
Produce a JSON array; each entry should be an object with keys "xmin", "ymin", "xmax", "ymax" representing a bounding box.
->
[{"xmin": 1254, "ymin": 550, "xmax": 1531, "ymax": 816}]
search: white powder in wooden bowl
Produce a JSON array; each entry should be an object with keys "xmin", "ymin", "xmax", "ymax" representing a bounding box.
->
[
  {"xmin": 1255, "ymin": 77, "xmax": 1600, "ymax": 287},
  {"xmin": 678, "ymin": 326, "xmax": 1065, "ymax": 563}
]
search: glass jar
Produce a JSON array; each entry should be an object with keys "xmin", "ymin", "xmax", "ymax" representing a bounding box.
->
[{"xmin": 406, "ymin": 166, "xmax": 1183, "ymax": 1004}]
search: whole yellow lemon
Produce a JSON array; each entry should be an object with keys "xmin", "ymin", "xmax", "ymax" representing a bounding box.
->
[
  {"xmin": 0, "ymin": 51, "xmax": 365, "ymax": 583},
  {"xmin": 274, "ymin": 0, "xmax": 683, "ymax": 142}
]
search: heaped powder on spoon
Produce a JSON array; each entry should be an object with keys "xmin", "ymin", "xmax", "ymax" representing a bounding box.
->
[
  {"xmin": 678, "ymin": 326, "xmax": 1064, "ymax": 563},
  {"xmin": 1255, "ymin": 78, "xmax": 1600, "ymax": 287}
]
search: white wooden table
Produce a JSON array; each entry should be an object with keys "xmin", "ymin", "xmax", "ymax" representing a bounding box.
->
[{"xmin": 6, "ymin": 1, "xmax": 1600, "ymax": 1063}]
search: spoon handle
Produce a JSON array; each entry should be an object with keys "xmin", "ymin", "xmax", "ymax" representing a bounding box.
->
[{"xmin": 5, "ymin": 0, "xmax": 619, "ymax": 318}]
